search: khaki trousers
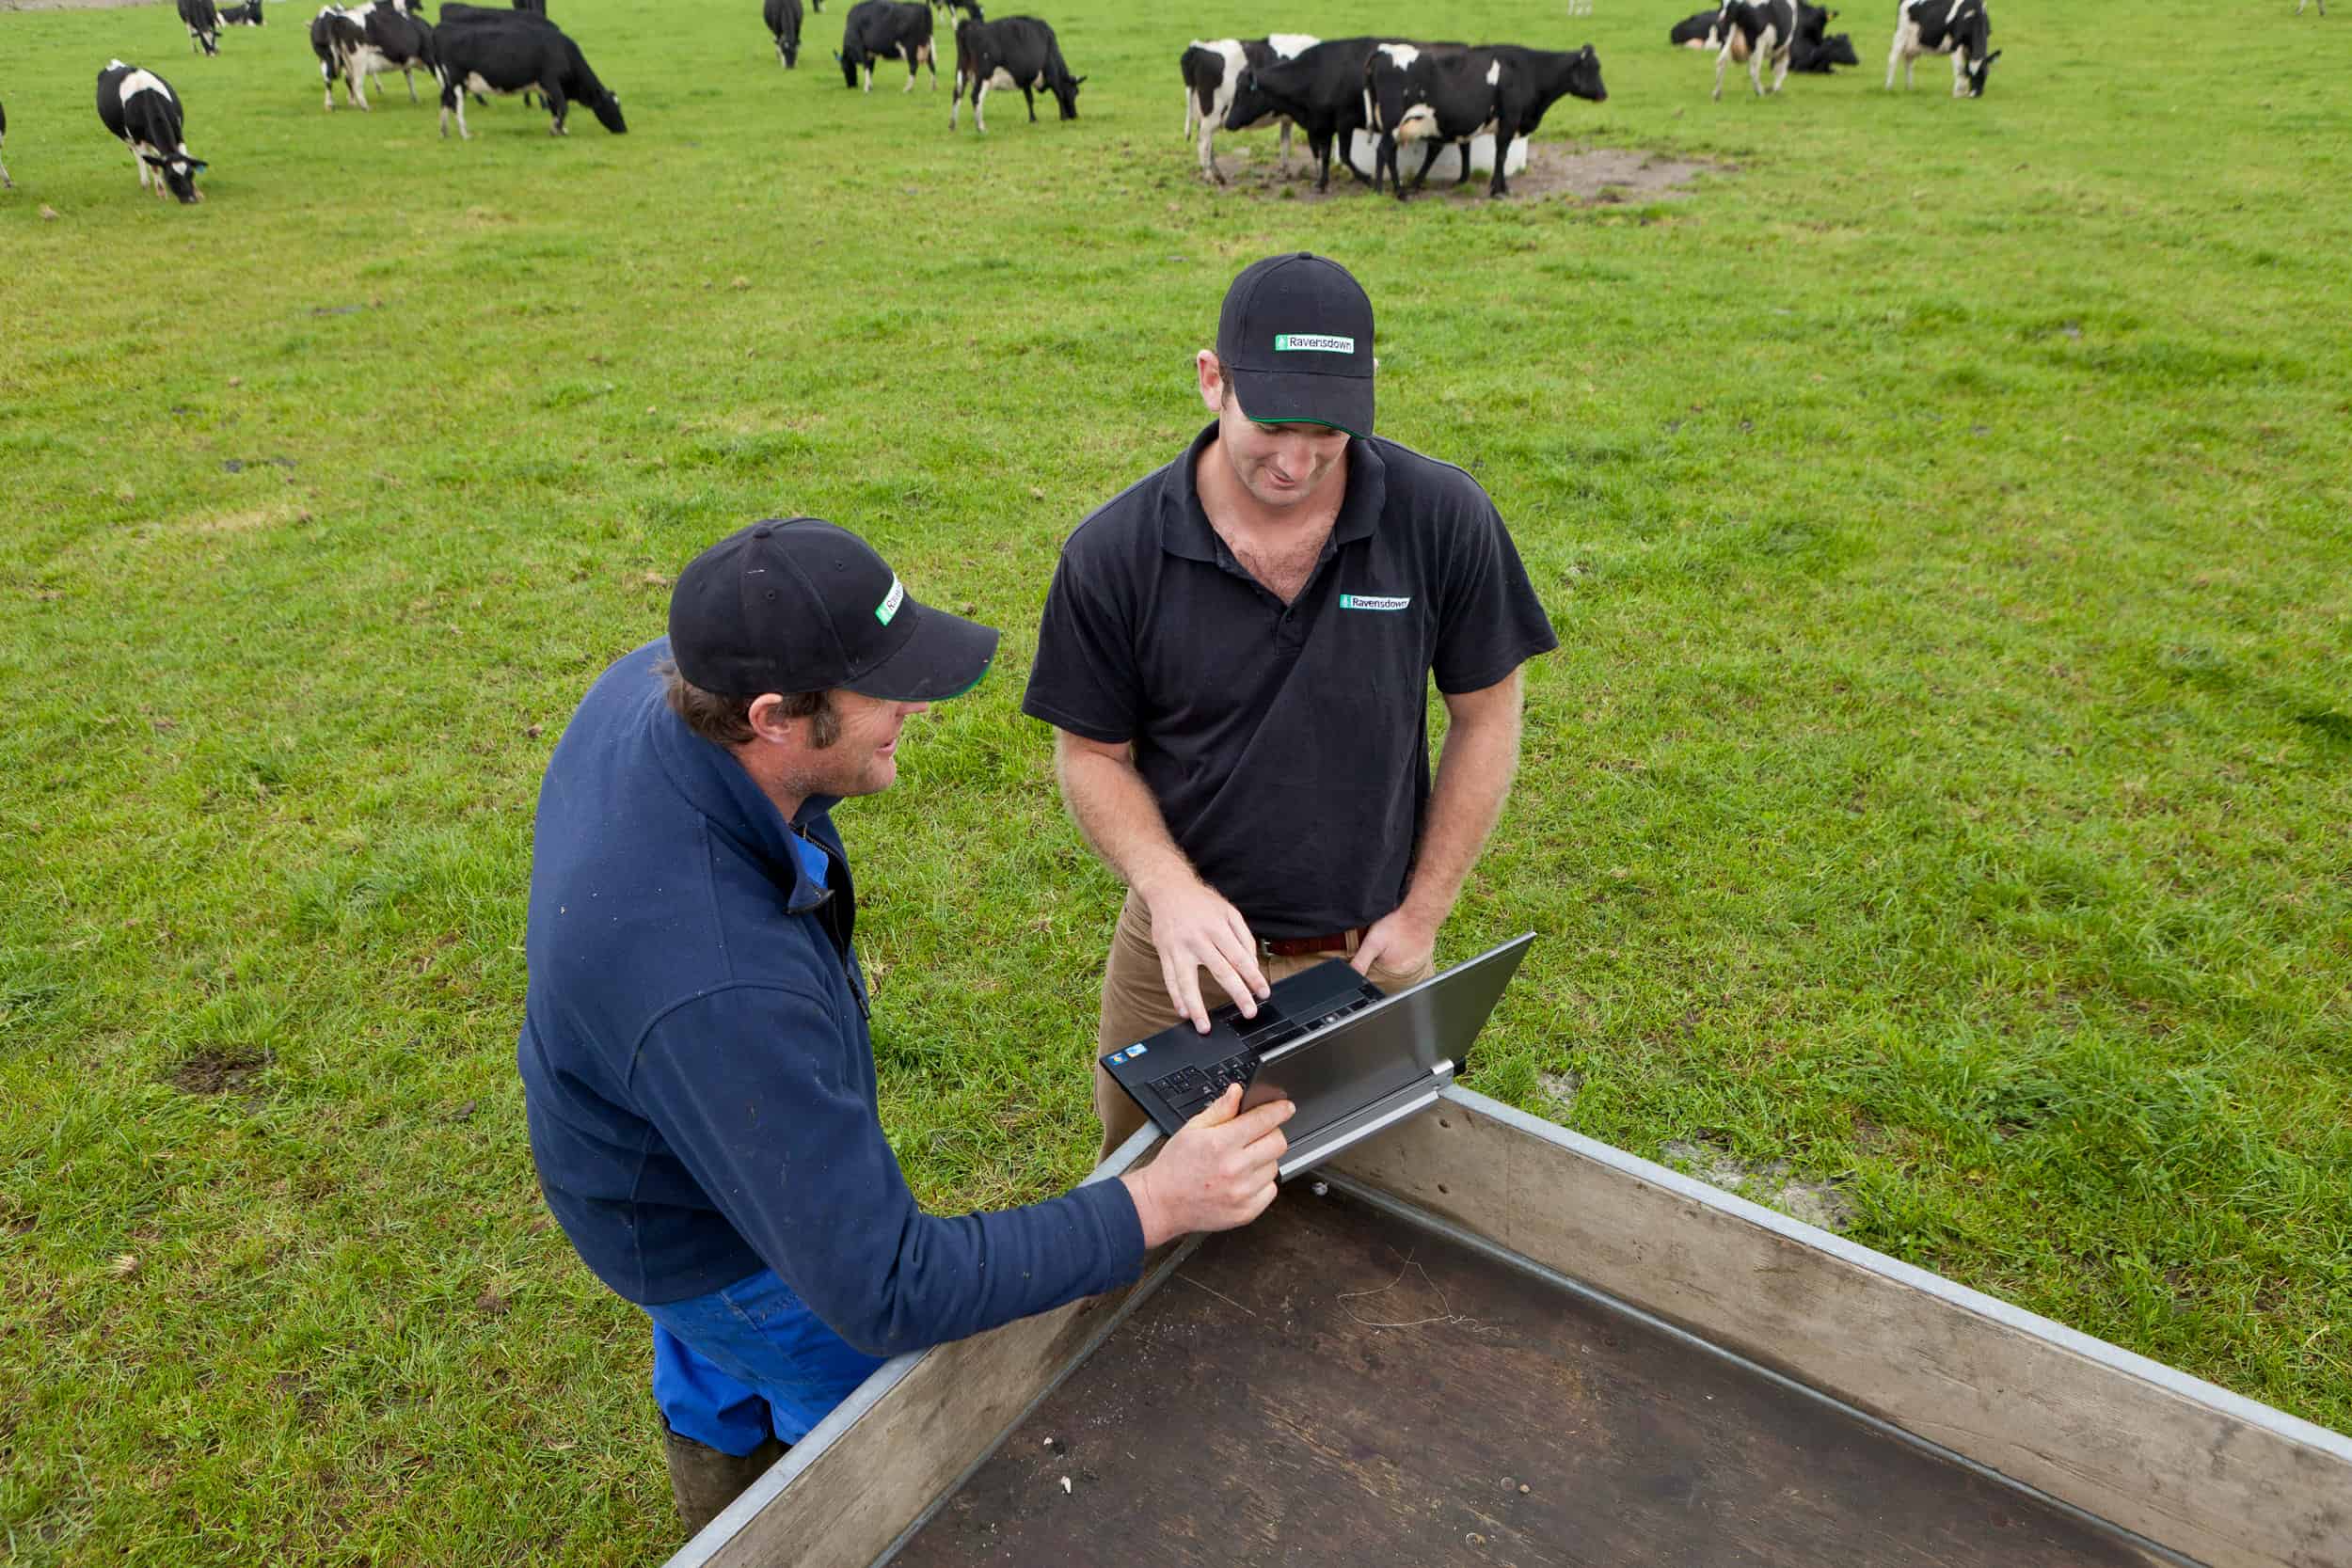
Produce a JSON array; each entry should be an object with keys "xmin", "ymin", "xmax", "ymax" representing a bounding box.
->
[{"xmin": 1093, "ymin": 889, "xmax": 1438, "ymax": 1164}]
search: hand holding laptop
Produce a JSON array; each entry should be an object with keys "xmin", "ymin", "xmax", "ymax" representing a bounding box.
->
[{"xmin": 1121, "ymin": 1085, "xmax": 1295, "ymax": 1249}]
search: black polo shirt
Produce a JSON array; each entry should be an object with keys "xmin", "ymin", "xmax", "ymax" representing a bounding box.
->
[{"xmin": 1023, "ymin": 423, "xmax": 1557, "ymax": 940}]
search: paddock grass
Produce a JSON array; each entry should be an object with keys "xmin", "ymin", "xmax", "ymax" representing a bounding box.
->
[{"xmin": 1, "ymin": 0, "xmax": 2348, "ymax": 1560}]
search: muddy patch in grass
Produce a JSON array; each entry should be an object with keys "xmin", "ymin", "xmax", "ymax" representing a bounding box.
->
[
  {"xmin": 169, "ymin": 1046, "xmax": 271, "ymax": 1095},
  {"xmin": 1661, "ymin": 1138, "xmax": 1854, "ymax": 1232},
  {"xmin": 1216, "ymin": 142, "xmax": 1729, "ymax": 206}
]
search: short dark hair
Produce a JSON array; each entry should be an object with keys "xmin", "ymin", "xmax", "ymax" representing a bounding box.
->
[{"xmin": 657, "ymin": 658, "xmax": 838, "ymax": 749}]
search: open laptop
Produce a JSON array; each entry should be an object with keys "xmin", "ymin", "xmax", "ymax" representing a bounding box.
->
[{"xmin": 1101, "ymin": 933, "xmax": 1534, "ymax": 1180}]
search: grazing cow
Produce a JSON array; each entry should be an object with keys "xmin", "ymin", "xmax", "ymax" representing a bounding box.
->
[
  {"xmin": 929, "ymin": 0, "xmax": 980, "ymax": 20},
  {"xmin": 1711, "ymin": 0, "xmax": 1804, "ymax": 98},
  {"xmin": 97, "ymin": 60, "xmax": 206, "ymax": 203},
  {"xmin": 1181, "ymin": 34, "xmax": 1314, "ymax": 182},
  {"xmin": 1221, "ymin": 36, "xmax": 1388, "ymax": 192},
  {"xmin": 1886, "ymin": 0, "xmax": 1999, "ymax": 95},
  {"xmin": 1367, "ymin": 42, "xmax": 1605, "ymax": 199},
  {"xmin": 765, "ymin": 0, "xmax": 802, "ymax": 67},
  {"xmin": 182, "ymin": 0, "xmax": 223, "ymax": 55},
  {"xmin": 220, "ymin": 0, "xmax": 265, "ymax": 24},
  {"xmin": 838, "ymin": 0, "xmax": 935, "ymax": 91},
  {"xmin": 434, "ymin": 12, "xmax": 625, "ymax": 135},
  {"xmin": 1, "ymin": 97, "xmax": 11, "ymax": 191},
  {"xmin": 948, "ymin": 15, "xmax": 1082, "ymax": 132}
]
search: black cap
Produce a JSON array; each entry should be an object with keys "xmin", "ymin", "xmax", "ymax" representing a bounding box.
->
[
  {"xmin": 668, "ymin": 519, "xmax": 999, "ymax": 703},
  {"xmin": 1216, "ymin": 252, "xmax": 1376, "ymax": 439}
]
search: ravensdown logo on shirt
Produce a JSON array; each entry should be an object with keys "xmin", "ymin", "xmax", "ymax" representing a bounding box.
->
[{"xmin": 1341, "ymin": 594, "xmax": 1412, "ymax": 611}]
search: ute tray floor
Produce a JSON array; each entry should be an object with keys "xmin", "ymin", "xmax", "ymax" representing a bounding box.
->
[{"xmin": 895, "ymin": 1186, "xmax": 2147, "ymax": 1568}]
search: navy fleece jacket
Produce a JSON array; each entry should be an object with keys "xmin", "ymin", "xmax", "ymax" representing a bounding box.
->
[{"xmin": 517, "ymin": 639, "xmax": 1146, "ymax": 1354}]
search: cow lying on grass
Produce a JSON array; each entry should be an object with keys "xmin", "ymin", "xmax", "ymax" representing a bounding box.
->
[{"xmin": 1675, "ymin": 6, "xmax": 1853, "ymax": 72}]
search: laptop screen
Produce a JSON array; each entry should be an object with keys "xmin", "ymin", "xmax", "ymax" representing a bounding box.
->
[{"xmin": 1240, "ymin": 937, "xmax": 1530, "ymax": 1142}]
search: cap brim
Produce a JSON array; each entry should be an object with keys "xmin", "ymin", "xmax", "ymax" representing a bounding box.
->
[
  {"xmin": 1227, "ymin": 365, "xmax": 1374, "ymax": 440},
  {"xmin": 838, "ymin": 600, "xmax": 1000, "ymax": 702}
]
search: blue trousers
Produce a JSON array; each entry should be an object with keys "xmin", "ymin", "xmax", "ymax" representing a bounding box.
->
[{"xmin": 644, "ymin": 1267, "xmax": 888, "ymax": 1454}]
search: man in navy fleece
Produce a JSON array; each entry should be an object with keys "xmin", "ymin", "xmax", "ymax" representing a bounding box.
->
[{"xmin": 518, "ymin": 518, "xmax": 1295, "ymax": 1536}]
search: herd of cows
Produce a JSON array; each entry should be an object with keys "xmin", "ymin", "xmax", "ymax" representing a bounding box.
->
[{"xmin": 0, "ymin": 0, "xmax": 2326, "ymax": 210}]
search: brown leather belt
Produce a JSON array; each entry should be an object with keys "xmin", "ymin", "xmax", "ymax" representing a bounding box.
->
[{"xmin": 1260, "ymin": 927, "xmax": 1366, "ymax": 958}]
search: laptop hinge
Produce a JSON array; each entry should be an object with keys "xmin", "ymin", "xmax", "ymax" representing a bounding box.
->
[{"xmin": 1276, "ymin": 1061, "xmax": 1456, "ymax": 1181}]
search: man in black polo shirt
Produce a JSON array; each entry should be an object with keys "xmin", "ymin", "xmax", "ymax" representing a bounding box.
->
[{"xmin": 1024, "ymin": 252, "xmax": 1559, "ymax": 1163}]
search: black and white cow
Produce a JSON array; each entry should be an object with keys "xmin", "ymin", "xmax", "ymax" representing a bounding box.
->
[
  {"xmin": 2298, "ymin": 0, "xmax": 2327, "ymax": 15},
  {"xmin": 1886, "ymin": 0, "xmax": 1999, "ymax": 96},
  {"xmin": 434, "ymin": 11, "xmax": 624, "ymax": 135},
  {"xmin": 1221, "ymin": 36, "xmax": 1384, "ymax": 192},
  {"xmin": 311, "ymin": 8, "xmax": 358, "ymax": 106},
  {"xmin": 948, "ymin": 15, "xmax": 1082, "ymax": 131},
  {"xmin": 316, "ymin": 0, "xmax": 437, "ymax": 109},
  {"xmin": 181, "ymin": 0, "xmax": 223, "ymax": 55},
  {"xmin": 1711, "ymin": 0, "xmax": 1805, "ymax": 97},
  {"xmin": 97, "ymin": 60, "xmax": 206, "ymax": 203},
  {"xmin": 765, "ymin": 0, "xmax": 802, "ymax": 68},
  {"xmin": 928, "ymin": 0, "xmax": 981, "ymax": 22},
  {"xmin": 1, "ymin": 97, "xmax": 12, "ymax": 191},
  {"xmin": 220, "ymin": 0, "xmax": 264, "ymax": 25},
  {"xmin": 443, "ymin": 3, "xmax": 560, "ymax": 103},
  {"xmin": 1679, "ymin": 6, "xmax": 1850, "ymax": 66},
  {"xmin": 1367, "ymin": 42, "xmax": 1605, "ymax": 199},
  {"xmin": 1181, "ymin": 34, "xmax": 1313, "ymax": 182},
  {"xmin": 838, "ymin": 1, "xmax": 936, "ymax": 92}
]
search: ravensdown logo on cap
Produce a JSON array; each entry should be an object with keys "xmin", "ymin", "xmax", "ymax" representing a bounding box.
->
[
  {"xmin": 1274, "ymin": 334, "xmax": 1356, "ymax": 354},
  {"xmin": 875, "ymin": 576, "xmax": 905, "ymax": 625}
]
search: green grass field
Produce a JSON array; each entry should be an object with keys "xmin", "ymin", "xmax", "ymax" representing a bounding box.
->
[{"xmin": 2, "ymin": 0, "xmax": 2348, "ymax": 1560}]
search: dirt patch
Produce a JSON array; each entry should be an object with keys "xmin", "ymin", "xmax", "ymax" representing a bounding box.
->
[
  {"xmin": 1538, "ymin": 1069, "xmax": 1582, "ymax": 1113},
  {"xmin": 183, "ymin": 502, "xmax": 300, "ymax": 538},
  {"xmin": 1216, "ymin": 141, "xmax": 1728, "ymax": 206},
  {"xmin": 169, "ymin": 1045, "xmax": 271, "ymax": 1095},
  {"xmin": 1660, "ymin": 1138, "xmax": 1854, "ymax": 1233}
]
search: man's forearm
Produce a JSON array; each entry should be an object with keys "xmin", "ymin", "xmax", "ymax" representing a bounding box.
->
[
  {"xmin": 1056, "ymin": 738, "xmax": 1199, "ymax": 899},
  {"xmin": 1397, "ymin": 687, "xmax": 1525, "ymax": 927}
]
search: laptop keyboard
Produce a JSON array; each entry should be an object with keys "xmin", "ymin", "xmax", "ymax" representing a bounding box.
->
[{"xmin": 1146, "ymin": 993, "xmax": 1381, "ymax": 1117}]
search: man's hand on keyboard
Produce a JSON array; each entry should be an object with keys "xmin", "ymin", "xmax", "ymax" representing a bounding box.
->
[{"xmin": 1123, "ymin": 1085, "xmax": 1294, "ymax": 1248}]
